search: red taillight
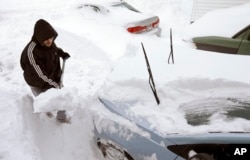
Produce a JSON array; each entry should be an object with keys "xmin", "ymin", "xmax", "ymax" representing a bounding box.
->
[
  {"xmin": 152, "ymin": 19, "xmax": 159, "ymax": 28},
  {"xmin": 127, "ymin": 26, "xmax": 147, "ymax": 33},
  {"xmin": 127, "ymin": 18, "xmax": 160, "ymax": 33}
]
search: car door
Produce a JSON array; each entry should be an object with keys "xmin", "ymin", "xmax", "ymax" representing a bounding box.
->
[{"xmin": 234, "ymin": 26, "xmax": 250, "ymax": 55}]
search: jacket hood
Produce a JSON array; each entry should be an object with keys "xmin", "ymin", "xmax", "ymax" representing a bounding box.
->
[{"xmin": 33, "ymin": 19, "xmax": 58, "ymax": 44}]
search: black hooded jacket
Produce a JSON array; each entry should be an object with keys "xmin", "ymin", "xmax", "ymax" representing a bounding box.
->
[{"xmin": 20, "ymin": 19, "xmax": 68, "ymax": 90}]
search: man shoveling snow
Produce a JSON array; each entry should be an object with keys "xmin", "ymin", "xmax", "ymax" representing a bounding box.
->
[{"xmin": 20, "ymin": 19, "xmax": 71, "ymax": 123}]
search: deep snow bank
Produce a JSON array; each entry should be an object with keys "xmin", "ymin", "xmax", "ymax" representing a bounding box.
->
[
  {"xmin": 0, "ymin": 88, "xmax": 102, "ymax": 160},
  {"xmin": 185, "ymin": 2, "xmax": 250, "ymax": 39},
  {"xmin": 0, "ymin": 3, "xmax": 113, "ymax": 159},
  {"xmin": 0, "ymin": 90, "xmax": 37, "ymax": 160},
  {"xmin": 1, "ymin": 0, "xmax": 250, "ymax": 160}
]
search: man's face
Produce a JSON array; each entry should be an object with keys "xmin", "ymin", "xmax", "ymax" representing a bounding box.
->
[{"xmin": 42, "ymin": 37, "xmax": 54, "ymax": 47}]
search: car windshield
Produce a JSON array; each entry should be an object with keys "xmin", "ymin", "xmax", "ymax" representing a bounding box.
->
[
  {"xmin": 180, "ymin": 97, "xmax": 250, "ymax": 126},
  {"xmin": 112, "ymin": 2, "xmax": 140, "ymax": 13},
  {"xmin": 104, "ymin": 41, "xmax": 250, "ymax": 134}
]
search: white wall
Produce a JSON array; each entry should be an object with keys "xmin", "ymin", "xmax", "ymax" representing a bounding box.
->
[{"xmin": 191, "ymin": 0, "xmax": 250, "ymax": 22}]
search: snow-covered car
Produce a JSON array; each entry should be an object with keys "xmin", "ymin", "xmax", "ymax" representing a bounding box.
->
[
  {"xmin": 94, "ymin": 97, "xmax": 250, "ymax": 160},
  {"xmin": 192, "ymin": 25, "xmax": 250, "ymax": 55},
  {"xmin": 77, "ymin": 1, "xmax": 161, "ymax": 36},
  {"xmin": 93, "ymin": 43, "xmax": 250, "ymax": 160}
]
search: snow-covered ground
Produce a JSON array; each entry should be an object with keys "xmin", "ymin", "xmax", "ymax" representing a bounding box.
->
[{"xmin": 1, "ymin": 0, "xmax": 250, "ymax": 159}]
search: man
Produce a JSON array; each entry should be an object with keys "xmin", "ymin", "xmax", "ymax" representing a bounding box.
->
[{"xmin": 20, "ymin": 19, "xmax": 70, "ymax": 123}]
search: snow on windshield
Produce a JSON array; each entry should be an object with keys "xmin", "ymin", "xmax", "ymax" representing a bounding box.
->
[{"xmin": 1, "ymin": 0, "xmax": 250, "ymax": 159}]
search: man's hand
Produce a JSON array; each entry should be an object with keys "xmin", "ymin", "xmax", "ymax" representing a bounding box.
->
[
  {"xmin": 63, "ymin": 52, "xmax": 70, "ymax": 60},
  {"xmin": 57, "ymin": 48, "xmax": 70, "ymax": 60}
]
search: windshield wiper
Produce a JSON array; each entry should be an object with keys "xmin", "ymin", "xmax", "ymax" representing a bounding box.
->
[
  {"xmin": 168, "ymin": 28, "xmax": 174, "ymax": 64},
  {"xmin": 141, "ymin": 42, "xmax": 160, "ymax": 105}
]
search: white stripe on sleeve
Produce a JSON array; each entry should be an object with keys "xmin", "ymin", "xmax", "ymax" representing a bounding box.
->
[{"xmin": 27, "ymin": 42, "xmax": 59, "ymax": 88}]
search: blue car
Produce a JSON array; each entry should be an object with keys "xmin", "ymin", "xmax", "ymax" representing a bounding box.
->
[
  {"xmin": 93, "ymin": 43, "xmax": 250, "ymax": 160},
  {"xmin": 93, "ymin": 97, "xmax": 250, "ymax": 160}
]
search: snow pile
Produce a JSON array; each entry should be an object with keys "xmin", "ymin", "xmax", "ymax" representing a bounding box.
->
[
  {"xmin": 1, "ymin": 0, "xmax": 250, "ymax": 160},
  {"xmin": 185, "ymin": 2, "xmax": 250, "ymax": 39},
  {"xmin": 33, "ymin": 88, "xmax": 80, "ymax": 113},
  {"xmin": 0, "ymin": 91, "xmax": 37, "ymax": 160}
]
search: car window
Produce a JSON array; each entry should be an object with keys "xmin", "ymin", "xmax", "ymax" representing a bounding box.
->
[
  {"xmin": 233, "ymin": 25, "xmax": 250, "ymax": 40},
  {"xmin": 237, "ymin": 29, "xmax": 250, "ymax": 40},
  {"xmin": 112, "ymin": 2, "xmax": 140, "ymax": 13},
  {"xmin": 243, "ymin": 28, "xmax": 250, "ymax": 41}
]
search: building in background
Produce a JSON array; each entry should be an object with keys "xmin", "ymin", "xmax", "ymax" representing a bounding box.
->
[{"xmin": 191, "ymin": 0, "xmax": 250, "ymax": 22}]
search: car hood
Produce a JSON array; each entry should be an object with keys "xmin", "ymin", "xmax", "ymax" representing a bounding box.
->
[
  {"xmin": 165, "ymin": 132, "xmax": 250, "ymax": 145},
  {"xmin": 192, "ymin": 36, "xmax": 239, "ymax": 47},
  {"xmin": 99, "ymin": 96, "xmax": 250, "ymax": 136}
]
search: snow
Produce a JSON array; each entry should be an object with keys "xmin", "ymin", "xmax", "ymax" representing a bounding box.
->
[
  {"xmin": 185, "ymin": 2, "xmax": 250, "ymax": 39},
  {"xmin": 1, "ymin": 0, "xmax": 250, "ymax": 160}
]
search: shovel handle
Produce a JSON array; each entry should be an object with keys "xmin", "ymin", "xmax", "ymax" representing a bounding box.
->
[{"xmin": 59, "ymin": 59, "xmax": 67, "ymax": 88}]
